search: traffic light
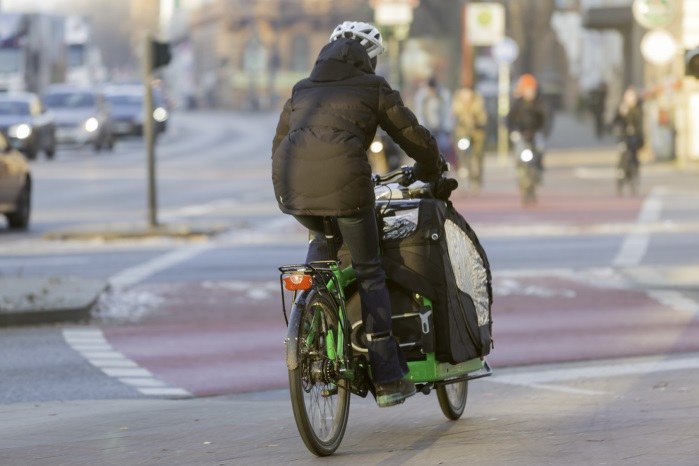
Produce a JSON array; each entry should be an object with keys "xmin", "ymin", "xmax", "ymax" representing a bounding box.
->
[
  {"xmin": 686, "ymin": 47, "xmax": 699, "ymax": 78},
  {"xmin": 152, "ymin": 40, "xmax": 172, "ymax": 70}
]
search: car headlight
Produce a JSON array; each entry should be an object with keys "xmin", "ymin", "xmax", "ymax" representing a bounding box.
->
[
  {"xmin": 153, "ymin": 107, "xmax": 169, "ymax": 122},
  {"xmin": 369, "ymin": 140, "xmax": 383, "ymax": 154},
  {"xmin": 457, "ymin": 138, "xmax": 471, "ymax": 151},
  {"xmin": 84, "ymin": 117, "xmax": 99, "ymax": 133},
  {"xmin": 9, "ymin": 123, "xmax": 32, "ymax": 140}
]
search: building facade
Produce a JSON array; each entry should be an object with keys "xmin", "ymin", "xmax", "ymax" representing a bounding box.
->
[{"xmin": 188, "ymin": 0, "xmax": 371, "ymax": 109}]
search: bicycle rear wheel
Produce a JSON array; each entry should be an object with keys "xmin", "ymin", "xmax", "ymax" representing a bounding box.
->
[
  {"xmin": 288, "ymin": 289, "xmax": 350, "ymax": 456},
  {"xmin": 436, "ymin": 380, "xmax": 468, "ymax": 420}
]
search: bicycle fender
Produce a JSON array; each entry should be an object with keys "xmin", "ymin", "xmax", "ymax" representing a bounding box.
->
[{"xmin": 284, "ymin": 300, "xmax": 305, "ymax": 371}]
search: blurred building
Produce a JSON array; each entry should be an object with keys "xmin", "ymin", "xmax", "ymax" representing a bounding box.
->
[
  {"xmin": 183, "ymin": 0, "xmax": 507, "ymax": 110},
  {"xmin": 505, "ymin": 0, "xmax": 570, "ymax": 113},
  {"xmin": 582, "ymin": 0, "xmax": 699, "ymax": 165},
  {"xmin": 581, "ymin": 0, "xmax": 642, "ymax": 124},
  {"xmin": 186, "ymin": 0, "xmax": 371, "ymax": 109}
]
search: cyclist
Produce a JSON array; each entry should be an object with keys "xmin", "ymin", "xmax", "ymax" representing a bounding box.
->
[
  {"xmin": 272, "ymin": 21, "xmax": 443, "ymax": 408},
  {"xmin": 508, "ymin": 73, "xmax": 547, "ymax": 170},
  {"xmin": 611, "ymin": 86, "xmax": 644, "ymax": 195}
]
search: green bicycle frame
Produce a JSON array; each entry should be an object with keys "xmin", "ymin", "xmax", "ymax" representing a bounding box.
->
[
  {"xmin": 282, "ymin": 261, "xmax": 355, "ymax": 376},
  {"xmin": 321, "ymin": 263, "xmax": 355, "ymax": 376}
]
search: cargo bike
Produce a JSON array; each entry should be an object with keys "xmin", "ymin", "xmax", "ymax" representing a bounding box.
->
[{"xmin": 279, "ymin": 166, "xmax": 493, "ymax": 456}]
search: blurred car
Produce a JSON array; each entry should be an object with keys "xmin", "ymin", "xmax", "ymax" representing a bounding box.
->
[
  {"xmin": 0, "ymin": 92, "xmax": 56, "ymax": 160},
  {"xmin": 42, "ymin": 85, "xmax": 115, "ymax": 152},
  {"xmin": 104, "ymin": 85, "xmax": 169, "ymax": 138},
  {"xmin": 0, "ymin": 132, "xmax": 31, "ymax": 229}
]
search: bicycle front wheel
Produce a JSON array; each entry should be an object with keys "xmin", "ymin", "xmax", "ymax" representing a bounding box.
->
[
  {"xmin": 436, "ymin": 380, "xmax": 468, "ymax": 420},
  {"xmin": 288, "ymin": 289, "xmax": 350, "ymax": 456}
]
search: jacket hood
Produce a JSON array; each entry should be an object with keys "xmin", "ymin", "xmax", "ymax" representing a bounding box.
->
[{"xmin": 310, "ymin": 38, "xmax": 375, "ymax": 82}]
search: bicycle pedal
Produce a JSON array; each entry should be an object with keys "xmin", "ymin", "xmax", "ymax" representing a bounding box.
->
[{"xmin": 321, "ymin": 387, "xmax": 338, "ymax": 397}]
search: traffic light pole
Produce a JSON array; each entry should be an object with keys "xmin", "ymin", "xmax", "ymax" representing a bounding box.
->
[{"xmin": 142, "ymin": 32, "xmax": 158, "ymax": 229}]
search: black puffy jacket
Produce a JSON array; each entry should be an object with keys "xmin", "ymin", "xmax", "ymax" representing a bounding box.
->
[
  {"xmin": 507, "ymin": 97, "xmax": 547, "ymax": 140},
  {"xmin": 272, "ymin": 38, "xmax": 441, "ymax": 217}
]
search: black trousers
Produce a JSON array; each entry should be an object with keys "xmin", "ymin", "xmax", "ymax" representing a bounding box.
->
[{"xmin": 294, "ymin": 211, "xmax": 408, "ymax": 385}]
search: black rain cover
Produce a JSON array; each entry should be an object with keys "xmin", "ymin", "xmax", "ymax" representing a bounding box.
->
[{"xmin": 341, "ymin": 198, "xmax": 493, "ymax": 364}]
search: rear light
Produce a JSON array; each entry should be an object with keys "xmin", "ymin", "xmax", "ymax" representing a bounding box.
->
[{"xmin": 283, "ymin": 273, "xmax": 313, "ymax": 291}]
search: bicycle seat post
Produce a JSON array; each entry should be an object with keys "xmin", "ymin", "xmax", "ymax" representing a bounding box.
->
[{"xmin": 322, "ymin": 217, "xmax": 338, "ymax": 261}]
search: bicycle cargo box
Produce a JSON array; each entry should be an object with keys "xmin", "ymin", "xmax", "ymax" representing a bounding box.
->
[{"xmin": 342, "ymin": 198, "xmax": 492, "ymax": 364}]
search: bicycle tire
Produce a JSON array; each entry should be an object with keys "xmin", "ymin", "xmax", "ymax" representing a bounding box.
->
[
  {"xmin": 288, "ymin": 289, "xmax": 350, "ymax": 456},
  {"xmin": 436, "ymin": 380, "xmax": 468, "ymax": 420}
]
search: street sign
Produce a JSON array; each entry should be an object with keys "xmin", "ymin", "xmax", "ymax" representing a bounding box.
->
[
  {"xmin": 466, "ymin": 2, "xmax": 505, "ymax": 46},
  {"xmin": 371, "ymin": 0, "xmax": 419, "ymax": 26},
  {"xmin": 632, "ymin": 0, "xmax": 675, "ymax": 29},
  {"xmin": 493, "ymin": 37, "xmax": 519, "ymax": 64}
]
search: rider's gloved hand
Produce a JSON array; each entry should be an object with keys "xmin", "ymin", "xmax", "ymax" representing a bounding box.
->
[
  {"xmin": 413, "ymin": 162, "xmax": 440, "ymax": 183},
  {"xmin": 432, "ymin": 177, "xmax": 459, "ymax": 201},
  {"xmin": 413, "ymin": 155, "xmax": 447, "ymax": 182}
]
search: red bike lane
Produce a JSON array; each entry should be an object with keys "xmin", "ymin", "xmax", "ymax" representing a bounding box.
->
[
  {"xmin": 99, "ymin": 188, "xmax": 697, "ymax": 397},
  {"xmin": 100, "ymin": 271, "xmax": 699, "ymax": 397}
]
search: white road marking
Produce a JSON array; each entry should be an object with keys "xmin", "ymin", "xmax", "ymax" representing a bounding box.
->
[
  {"xmin": 494, "ymin": 278, "xmax": 577, "ymax": 298},
  {"xmin": 109, "ymin": 244, "xmax": 214, "ymax": 287},
  {"xmin": 101, "ymin": 367, "xmax": 154, "ymax": 378},
  {"xmin": 88, "ymin": 359, "xmax": 139, "ymax": 368},
  {"xmin": 612, "ymin": 191, "xmax": 663, "ymax": 267},
  {"xmin": 69, "ymin": 344, "xmax": 114, "ymax": 351},
  {"xmin": 60, "ymin": 337, "xmax": 107, "ymax": 344},
  {"xmin": 138, "ymin": 387, "xmax": 192, "ymax": 396},
  {"xmin": 489, "ymin": 355, "xmax": 699, "ymax": 395},
  {"xmin": 119, "ymin": 377, "xmax": 168, "ymax": 387},
  {"xmin": 63, "ymin": 327, "xmax": 191, "ymax": 398},
  {"xmin": 647, "ymin": 290, "xmax": 699, "ymax": 319},
  {"xmin": 81, "ymin": 351, "xmax": 129, "ymax": 359}
]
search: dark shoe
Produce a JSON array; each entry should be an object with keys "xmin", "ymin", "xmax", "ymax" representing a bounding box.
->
[{"xmin": 375, "ymin": 377, "xmax": 416, "ymax": 408}]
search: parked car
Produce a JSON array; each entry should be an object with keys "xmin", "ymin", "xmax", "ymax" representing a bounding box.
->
[
  {"xmin": 0, "ymin": 92, "xmax": 56, "ymax": 160},
  {"xmin": 104, "ymin": 84, "xmax": 169, "ymax": 137},
  {"xmin": 0, "ymin": 132, "xmax": 31, "ymax": 229},
  {"xmin": 42, "ymin": 85, "xmax": 115, "ymax": 152}
]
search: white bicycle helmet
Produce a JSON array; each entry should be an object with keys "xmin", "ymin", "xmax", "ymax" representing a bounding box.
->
[{"xmin": 329, "ymin": 21, "xmax": 385, "ymax": 58}]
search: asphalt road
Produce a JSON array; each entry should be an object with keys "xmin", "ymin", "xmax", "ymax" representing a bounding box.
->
[
  {"xmin": 2, "ymin": 356, "xmax": 698, "ymax": 465},
  {"xmin": 1, "ymin": 110, "xmax": 698, "ymax": 463}
]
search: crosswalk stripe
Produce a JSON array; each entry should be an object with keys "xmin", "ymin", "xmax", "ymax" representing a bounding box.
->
[{"xmin": 63, "ymin": 327, "xmax": 191, "ymax": 398}]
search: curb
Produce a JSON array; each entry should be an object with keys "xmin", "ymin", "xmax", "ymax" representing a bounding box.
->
[
  {"xmin": 0, "ymin": 277, "xmax": 107, "ymax": 327},
  {"xmin": 4, "ymin": 223, "xmax": 230, "ymax": 327}
]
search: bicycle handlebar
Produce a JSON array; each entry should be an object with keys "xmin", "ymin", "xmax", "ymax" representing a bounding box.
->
[
  {"xmin": 372, "ymin": 165, "xmax": 415, "ymax": 187},
  {"xmin": 373, "ymin": 164, "xmax": 458, "ymax": 202}
]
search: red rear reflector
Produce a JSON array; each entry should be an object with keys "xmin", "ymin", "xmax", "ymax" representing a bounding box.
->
[{"xmin": 283, "ymin": 273, "xmax": 313, "ymax": 291}]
